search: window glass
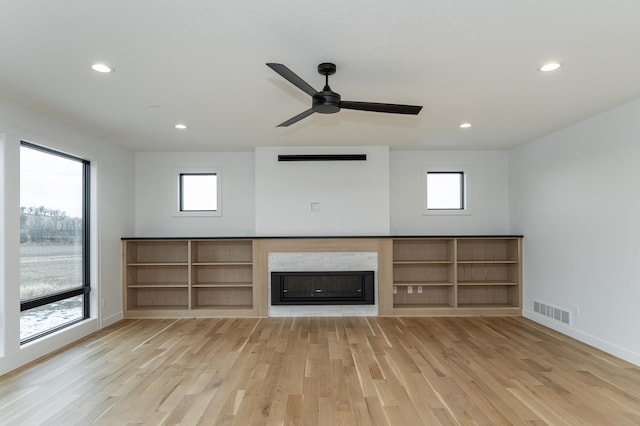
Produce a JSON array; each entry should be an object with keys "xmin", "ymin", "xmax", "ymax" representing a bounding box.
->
[
  {"xmin": 20, "ymin": 142, "xmax": 89, "ymax": 343},
  {"xmin": 20, "ymin": 296, "xmax": 84, "ymax": 341},
  {"xmin": 426, "ymin": 171, "xmax": 465, "ymax": 210},
  {"xmin": 180, "ymin": 173, "xmax": 217, "ymax": 211}
]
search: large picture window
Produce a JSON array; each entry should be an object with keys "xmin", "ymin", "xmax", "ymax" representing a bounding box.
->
[{"xmin": 19, "ymin": 142, "xmax": 90, "ymax": 343}]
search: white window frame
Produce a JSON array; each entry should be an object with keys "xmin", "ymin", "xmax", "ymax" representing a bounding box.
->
[
  {"xmin": 174, "ymin": 168, "xmax": 222, "ymax": 217},
  {"xmin": 422, "ymin": 166, "xmax": 471, "ymax": 216}
]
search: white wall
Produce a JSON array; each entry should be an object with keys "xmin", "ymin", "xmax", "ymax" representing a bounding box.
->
[
  {"xmin": 134, "ymin": 148, "xmax": 511, "ymax": 238},
  {"xmin": 255, "ymin": 146, "xmax": 390, "ymax": 236},
  {"xmin": 0, "ymin": 97, "xmax": 134, "ymax": 375},
  {"xmin": 510, "ymin": 98, "xmax": 640, "ymax": 366},
  {"xmin": 134, "ymin": 152, "xmax": 254, "ymax": 237},
  {"xmin": 390, "ymin": 150, "xmax": 510, "ymax": 235}
]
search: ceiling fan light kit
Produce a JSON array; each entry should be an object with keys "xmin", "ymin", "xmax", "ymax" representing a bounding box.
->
[{"xmin": 267, "ymin": 62, "xmax": 423, "ymax": 127}]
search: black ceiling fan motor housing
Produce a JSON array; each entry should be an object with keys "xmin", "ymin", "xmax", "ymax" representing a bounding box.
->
[{"xmin": 313, "ymin": 91, "xmax": 341, "ymax": 113}]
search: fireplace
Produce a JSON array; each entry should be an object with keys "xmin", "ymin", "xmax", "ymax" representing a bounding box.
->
[
  {"xmin": 271, "ymin": 271, "xmax": 375, "ymax": 305},
  {"xmin": 268, "ymin": 251, "xmax": 378, "ymax": 316}
]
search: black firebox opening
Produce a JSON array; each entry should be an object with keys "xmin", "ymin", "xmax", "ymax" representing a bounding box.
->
[{"xmin": 271, "ymin": 271, "xmax": 375, "ymax": 305}]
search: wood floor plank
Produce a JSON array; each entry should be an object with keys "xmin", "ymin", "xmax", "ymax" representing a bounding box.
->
[{"xmin": 2, "ymin": 316, "xmax": 640, "ymax": 425}]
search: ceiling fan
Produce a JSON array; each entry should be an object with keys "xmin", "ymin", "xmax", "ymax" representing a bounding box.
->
[{"xmin": 266, "ymin": 62, "xmax": 423, "ymax": 127}]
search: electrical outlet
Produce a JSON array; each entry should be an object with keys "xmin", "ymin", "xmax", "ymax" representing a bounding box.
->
[
  {"xmin": 407, "ymin": 286, "xmax": 413, "ymax": 294},
  {"xmin": 418, "ymin": 286, "xmax": 423, "ymax": 294},
  {"xmin": 393, "ymin": 286, "xmax": 397, "ymax": 294}
]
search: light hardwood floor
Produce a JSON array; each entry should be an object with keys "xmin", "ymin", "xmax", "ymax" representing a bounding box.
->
[{"xmin": 1, "ymin": 317, "xmax": 639, "ymax": 425}]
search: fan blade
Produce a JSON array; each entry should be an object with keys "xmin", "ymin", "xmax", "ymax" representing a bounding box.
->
[
  {"xmin": 266, "ymin": 63, "xmax": 318, "ymax": 97},
  {"xmin": 277, "ymin": 108, "xmax": 315, "ymax": 127},
  {"xmin": 340, "ymin": 101, "xmax": 422, "ymax": 115}
]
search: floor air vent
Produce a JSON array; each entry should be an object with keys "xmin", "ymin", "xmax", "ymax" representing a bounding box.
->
[{"xmin": 534, "ymin": 301, "xmax": 571, "ymax": 325}]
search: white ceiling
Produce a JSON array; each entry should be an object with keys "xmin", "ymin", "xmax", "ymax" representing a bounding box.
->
[{"xmin": 2, "ymin": 1, "xmax": 640, "ymax": 152}]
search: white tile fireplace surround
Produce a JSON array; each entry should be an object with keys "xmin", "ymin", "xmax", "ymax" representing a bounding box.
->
[{"xmin": 268, "ymin": 252, "xmax": 378, "ymax": 317}]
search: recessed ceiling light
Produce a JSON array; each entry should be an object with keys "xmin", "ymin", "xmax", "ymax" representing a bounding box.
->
[
  {"xmin": 459, "ymin": 122, "xmax": 472, "ymax": 129},
  {"xmin": 91, "ymin": 63, "xmax": 114, "ymax": 73},
  {"xmin": 174, "ymin": 123, "xmax": 187, "ymax": 130},
  {"xmin": 539, "ymin": 62, "xmax": 561, "ymax": 72}
]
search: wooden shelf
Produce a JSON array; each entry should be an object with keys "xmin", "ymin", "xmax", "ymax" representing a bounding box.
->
[
  {"xmin": 192, "ymin": 282, "xmax": 253, "ymax": 288},
  {"xmin": 457, "ymin": 238, "xmax": 519, "ymax": 262},
  {"xmin": 192, "ymin": 286, "xmax": 253, "ymax": 309},
  {"xmin": 123, "ymin": 239, "xmax": 256, "ymax": 316},
  {"xmin": 126, "ymin": 286, "xmax": 189, "ymax": 310},
  {"xmin": 393, "ymin": 281, "xmax": 454, "ymax": 286},
  {"xmin": 191, "ymin": 304, "xmax": 253, "ymax": 310},
  {"xmin": 394, "ymin": 303, "xmax": 452, "ymax": 309},
  {"xmin": 456, "ymin": 303, "xmax": 518, "ymax": 308},
  {"xmin": 126, "ymin": 240, "xmax": 188, "ymax": 264},
  {"xmin": 390, "ymin": 237, "xmax": 522, "ymax": 314},
  {"xmin": 125, "ymin": 305, "xmax": 188, "ymax": 310},
  {"xmin": 393, "ymin": 238, "xmax": 454, "ymax": 263},
  {"xmin": 127, "ymin": 283, "xmax": 188, "ymax": 288},
  {"xmin": 393, "ymin": 283, "xmax": 455, "ymax": 308},
  {"xmin": 457, "ymin": 283, "xmax": 519, "ymax": 307},
  {"xmin": 191, "ymin": 240, "xmax": 252, "ymax": 263}
]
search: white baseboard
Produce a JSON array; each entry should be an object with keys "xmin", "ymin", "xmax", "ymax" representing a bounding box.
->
[
  {"xmin": 0, "ymin": 319, "xmax": 99, "ymax": 376},
  {"xmin": 523, "ymin": 309, "xmax": 640, "ymax": 367},
  {"xmin": 101, "ymin": 311, "xmax": 124, "ymax": 328}
]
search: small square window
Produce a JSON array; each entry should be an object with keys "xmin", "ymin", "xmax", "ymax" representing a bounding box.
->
[
  {"xmin": 179, "ymin": 173, "xmax": 218, "ymax": 211},
  {"xmin": 426, "ymin": 171, "xmax": 465, "ymax": 210}
]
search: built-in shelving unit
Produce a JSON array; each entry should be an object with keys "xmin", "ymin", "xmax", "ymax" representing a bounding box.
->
[
  {"xmin": 392, "ymin": 239, "xmax": 455, "ymax": 308},
  {"xmin": 123, "ymin": 236, "xmax": 522, "ymax": 318},
  {"xmin": 391, "ymin": 237, "xmax": 521, "ymax": 315},
  {"xmin": 125, "ymin": 240, "xmax": 189, "ymax": 311},
  {"xmin": 123, "ymin": 239, "xmax": 258, "ymax": 317},
  {"xmin": 190, "ymin": 240, "xmax": 254, "ymax": 310},
  {"xmin": 456, "ymin": 238, "xmax": 520, "ymax": 309}
]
